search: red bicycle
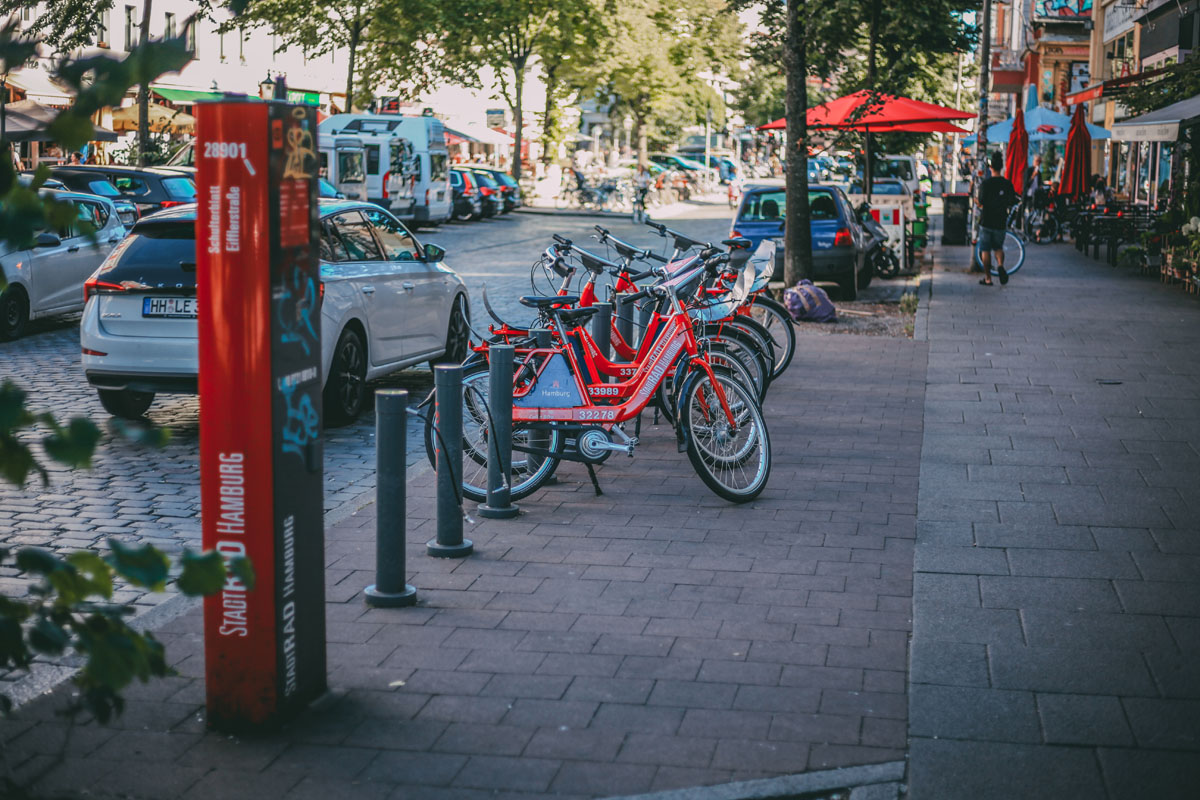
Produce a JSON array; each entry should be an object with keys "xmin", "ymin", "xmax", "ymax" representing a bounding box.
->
[{"xmin": 427, "ymin": 251, "xmax": 772, "ymax": 503}]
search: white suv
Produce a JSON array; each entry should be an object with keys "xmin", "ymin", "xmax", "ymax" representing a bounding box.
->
[{"xmin": 80, "ymin": 200, "xmax": 470, "ymax": 425}]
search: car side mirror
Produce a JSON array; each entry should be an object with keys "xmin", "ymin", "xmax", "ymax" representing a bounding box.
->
[
  {"xmin": 34, "ymin": 232, "xmax": 62, "ymax": 248},
  {"xmin": 423, "ymin": 243, "xmax": 446, "ymax": 262}
]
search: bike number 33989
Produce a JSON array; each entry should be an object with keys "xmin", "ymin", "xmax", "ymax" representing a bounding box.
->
[{"xmin": 204, "ymin": 142, "xmax": 249, "ymax": 158}]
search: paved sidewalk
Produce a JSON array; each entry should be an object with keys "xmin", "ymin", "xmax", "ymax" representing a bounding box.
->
[
  {"xmin": 1, "ymin": 334, "xmax": 926, "ymax": 799},
  {"xmin": 909, "ymin": 242, "xmax": 1200, "ymax": 798}
]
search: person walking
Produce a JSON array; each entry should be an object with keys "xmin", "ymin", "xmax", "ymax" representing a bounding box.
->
[{"xmin": 975, "ymin": 150, "xmax": 1018, "ymax": 286}]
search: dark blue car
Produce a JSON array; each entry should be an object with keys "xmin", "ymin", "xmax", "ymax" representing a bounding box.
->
[{"xmin": 730, "ymin": 180, "xmax": 868, "ymax": 299}]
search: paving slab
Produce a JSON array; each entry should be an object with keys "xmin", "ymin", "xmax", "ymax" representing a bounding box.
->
[{"xmin": 909, "ymin": 241, "xmax": 1200, "ymax": 799}]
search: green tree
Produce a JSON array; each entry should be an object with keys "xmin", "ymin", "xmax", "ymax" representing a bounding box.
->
[
  {"xmin": 0, "ymin": 0, "xmax": 165, "ymax": 166},
  {"xmin": 437, "ymin": 0, "xmax": 583, "ymax": 183},
  {"xmin": 532, "ymin": 1, "xmax": 610, "ymax": 167},
  {"xmin": 229, "ymin": 0, "xmax": 442, "ymax": 111}
]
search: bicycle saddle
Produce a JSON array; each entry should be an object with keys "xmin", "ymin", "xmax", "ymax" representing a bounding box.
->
[
  {"xmin": 520, "ymin": 295, "xmax": 580, "ymax": 308},
  {"xmin": 722, "ymin": 237, "xmax": 753, "ymax": 250},
  {"xmin": 558, "ymin": 306, "xmax": 600, "ymax": 327}
]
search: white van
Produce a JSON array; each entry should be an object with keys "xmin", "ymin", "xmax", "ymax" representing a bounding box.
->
[
  {"xmin": 318, "ymin": 113, "xmax": 451, "ymax": 226},
  {"xmin": 318, "ymin": 137, "xmax": 367, "ymax": 201},
  {"xmin": 875, "ymin": 154, "xmax": 920, "ymax": 196}
]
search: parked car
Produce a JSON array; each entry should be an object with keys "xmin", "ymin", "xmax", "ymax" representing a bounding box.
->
[
  {"xmin": 464, "ymin": 169, "xmax": 504, "ymax": 217},
  {"xmin": 649, "ymin": 153, "xmax": 718, "ymax": 185},
  {"xmin": 449, "ymin": 168, "xmax": 484, "ymax": 221},
  {"xmin": 1, "ymin": 189, "xmax": 125, "ymax": 340},
  {"xmin": 318, "ymin": 177, "xmax": 346, "ymax": 199},
  {"xmin": 873, "ymin": 154, "xmax": 920, "ymax": 196},
  {"xmin": 17, "ymin": 173, "xmax": 67, "ymax": 189},
  {"xmin": 729, "ymin": 179, "xmax": 867, "ymax": 300},
  {"xmin": 464, "ymin": 165, "xmax": 523, "ymax": 211},
  {"xmin": 80, "ymin": 200, "xmax": 470, "ymax": 424},
  {"xmin": 35, "ymin": 169, "xmax": 140, "ymax": 228},
  {"xmin": 49, "ymin": 166, "xmax": 196, "ymax": 215},
  {"xmin": 848, "ymin": 177, "xmax": 912, "ymax": 197}
]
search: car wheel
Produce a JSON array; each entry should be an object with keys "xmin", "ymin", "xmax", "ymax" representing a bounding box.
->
[
  {"xmin": 98, "ymin": 389, "xmax": 155, "ymax": 419},
  {"xmin": 0, "ymin": 285, "xmax": 30, "ymax": 341},
  {"xmin": 857, "ymin": 257, "xmax": 874, "ymax": 290},
  {"xmin": 838, "ymin": 271, "xmax": 859, "ymax": 301},
  {"xmin": 432, "ymin": 296, "xmax": 470, "ymax": 366},
  {"xmin": 453, "ymin": 204, "xmax": 473, "ymax": 222},
  {"xmin": 324, "ymin": 328, "xmax": 368, "ymax": 427}
]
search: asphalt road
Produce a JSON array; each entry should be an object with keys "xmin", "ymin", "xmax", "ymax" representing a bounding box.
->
[{"xmin": 0, "ymin": 199, "xmax": 738, "ymax": 611}]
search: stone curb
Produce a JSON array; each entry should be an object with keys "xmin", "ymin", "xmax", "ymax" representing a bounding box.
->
[{"xmin": 603, "ymin": 760, "xmax": 906, "ymax": 800}]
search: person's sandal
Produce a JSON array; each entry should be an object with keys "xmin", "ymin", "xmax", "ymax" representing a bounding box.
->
[{"xmin": 979, "ymin": 278, "xmax": 993, "ymax": 286}]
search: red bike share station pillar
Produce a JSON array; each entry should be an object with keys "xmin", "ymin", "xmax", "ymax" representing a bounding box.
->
[{"xmin": 196, "ymin": 100, "xmax": 327, "ymax": 730}]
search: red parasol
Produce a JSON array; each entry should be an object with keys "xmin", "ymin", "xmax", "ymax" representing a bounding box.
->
[
  {"xmin": 864, "ymin": 120, "xmax": 971, "ymax": 134},
  {"xmin": 1004, "ymin": 107, "xmax": 1028, "ymax": 195},
  {"xmin": 1059, "ymin": 104, "xmax": 1091, "ymax": 201},
  {"xmin": 756, "ymin": 91, "xmax": 973, "ymax": 131}
]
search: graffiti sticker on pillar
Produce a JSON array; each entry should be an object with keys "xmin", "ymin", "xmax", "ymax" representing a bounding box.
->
[{"xmin": 1035, "ymin": 0, "xmax": 1091, "ymax": 18}]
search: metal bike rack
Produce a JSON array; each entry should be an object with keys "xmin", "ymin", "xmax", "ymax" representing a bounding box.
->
[
  {"xmin": 592, "ymin": 302, "xmax": 612, "ymax": 361},
  {"xmin": 364, "ymin": 389, "xmax": 418, "ymax": 607},
  {"xmin": 478, "ymin": 344, "xmax": 520, "ymax": 519},
  {"xmin": 427, "ymin": 364, "xmax": 474, "ymax": 558},
  {"xmin": 616, "ymin": 295, "xmax": 635, "ymax": 349}
]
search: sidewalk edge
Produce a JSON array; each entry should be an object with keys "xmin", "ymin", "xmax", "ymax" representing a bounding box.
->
[{"xmin": 602, "ymin": 760, "xmax": 906, "ymax": 800}]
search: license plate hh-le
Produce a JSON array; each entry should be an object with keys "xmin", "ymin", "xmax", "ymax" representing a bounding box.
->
[{"xmin": 143, "ymin": 296, "xmax": 198, "ymax": 318}]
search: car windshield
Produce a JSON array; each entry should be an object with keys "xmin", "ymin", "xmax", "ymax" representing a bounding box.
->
[
  {"xmin": 873, "ymin": 158, "xmax": 914, "ymax": 181},
  {"xmin": 472, "ymin": 172, "xmax": 497, "ymax": 188},
  {"xmin": 850, "ymin": 181, "xmax": 904, "ymax": 195},
  {"xmin": 739, "ymin": 190, "xmax": 839, "ymax": 221},
  {"xmin": 101, "ymin": 220, "xmax": 195, "ymax": 275},
  {"xmin": 162, "ymin": 177, "xmax": 196, "ymax": 200},
  {"xmin": 87, "ymin": 180, "xmax": 122, "ymax": 197},
  {"xmin": 338, "ymin": 151, "xmax": 365, "ymax": 183}
]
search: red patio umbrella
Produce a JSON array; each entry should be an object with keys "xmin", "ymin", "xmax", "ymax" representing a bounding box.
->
[
  {"xmin": 864, "ymin": 120, "xmax": 970, "ymax": 134},
  {"xmin": 1004, "ymin": 107, "xmax": 1028, "ymax": 196},
  {"xmin": 807, "ymin": 90, "xmax": 975, "ymax": 129},
  {"xmin": 1059, "ymin": 104, "xmax": 1091, "ymax": 201}
]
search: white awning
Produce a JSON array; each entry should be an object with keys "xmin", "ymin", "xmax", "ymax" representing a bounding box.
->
[
  {"xmin": 6, "ymin": 67, "xmax": 72, "ymax": 105},
  {"xmin": 1111, "ymin": 94, "xmax": 1200, "ymax": 142}
]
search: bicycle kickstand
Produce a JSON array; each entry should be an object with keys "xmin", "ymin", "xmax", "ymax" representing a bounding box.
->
[{"xmin": 585, "ymin": 463, "xmax": 604, "ymax": 496}]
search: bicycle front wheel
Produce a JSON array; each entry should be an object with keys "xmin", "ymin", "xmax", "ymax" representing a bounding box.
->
[
  {"xmin": 745, "ymin": 296, "xmax": 796, "ymax": 378},
  {"xmin": 976, "ymin": 232, "xmax": 1026, "ymax": 276},
  {"xmin": 681, "ymin": 367, "xmax": 771, "ymax": 503}
]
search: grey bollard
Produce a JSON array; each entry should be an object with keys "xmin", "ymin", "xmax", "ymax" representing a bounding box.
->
[
  {"xmin": 428, "ymin": 364, "xmax": 474, "ymax": 558},
  {"xmin": 616, "ymin": 294, "xmax": 635, "ymax": 350},
  {"xmin": 592, "ymin": 302, "xmax": 612, "ymax": 362},
  {"xmin": 478, "ymin": 345, "xmax": 520, "ymax": 519},
  {"xmin": 365, "ymin": 390, "xmax": 417, "ymax": 607}
]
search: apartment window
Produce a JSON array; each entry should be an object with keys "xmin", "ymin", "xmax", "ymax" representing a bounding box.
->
[
  {"xmin": 124, "ymin": 6, "xmax": 136, "ymax": 51},
  {"xmin": 218, "ymin": 30, "xmax": 225, "ymax": 62},
  {"xmin": 164, "ymin": 13, "xmax": 176, "ymax": 40},
  {"xmin": 239, "ymin": 26, "xmax": 246, "ymax": 63},
  {"xmin": 96, "ymin": 9, "xmax": 110, "ymax": 48},
  {"xmin": 184, "ymin": 19, "xmax": 197, "ymax": 56}
]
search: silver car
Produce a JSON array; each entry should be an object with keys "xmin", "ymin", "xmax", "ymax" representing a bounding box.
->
[
  {"xmin": 1, "ymin": 189, "xmax": 125, "ymax": 340},
  {"xmin": 79, "ymin": 200, "xmax": 470, "ymax": 425}
]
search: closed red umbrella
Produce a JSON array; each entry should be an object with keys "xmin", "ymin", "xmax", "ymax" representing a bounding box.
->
[
  {"xmin": 1004, "ymin": 107, "xmax": 1028, "ymax": 195},
  {"xmin": 1059, "ymin": 104, "xmax": 1091, "ymax": 201}
]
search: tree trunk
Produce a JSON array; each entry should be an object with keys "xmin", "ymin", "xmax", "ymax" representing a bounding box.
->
[
  {"xmin": 137, "ymin": 0, "xmax": 153, "ymax": 167},
  {"xmin": 783, "ymin": 0, "xmax": 812, "ymax": 285},
  {"xmin": 540, "ymin": 64, "xmax": 559, "ymax": 167},
  {"xmin": 512, "ymin": 57, "xmax": 526, "ymax": 182},
  {"xmin": 345, "ymin": 21, "xmax": 361, "ymax": 113},
  {"xmin": 864, "ymin": 0, "xmax": 880, "ymax": 203},
  {"xmin": 634, "ymin": 110, "xmax": 647, "ymax": 168}
]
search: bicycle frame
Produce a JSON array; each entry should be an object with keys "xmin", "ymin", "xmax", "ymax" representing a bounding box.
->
[{"xmin": 511, "ymin": 296, "xmax": 734, "ymax": 428}]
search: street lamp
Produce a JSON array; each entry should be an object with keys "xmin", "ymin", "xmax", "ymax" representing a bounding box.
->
[{"xmin": 259, "ymin": 73, "xmax": 275, "ymax": 100}]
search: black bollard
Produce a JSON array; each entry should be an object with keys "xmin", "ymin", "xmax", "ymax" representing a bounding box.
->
[
  {"xmin": 365, "ymin": 390, "xmax": 417, "ymax": 607},
  {"xmin": 530, "ymin": 329, "xmax": 557, "ymax": 486},
  {"xmin": 592, "ymin": 302, "xmax": 612, "ymax": 362},
  {"xmin": 428, "ymin": 364, "xmax": 474, "ymax": 558},
  {"xmin": 616, "ymin": 294, "xmax": 635, "ymax": 350},
  {"xmin": 478, "ymin": 345, "xmax": 520, "ymax": 519}
]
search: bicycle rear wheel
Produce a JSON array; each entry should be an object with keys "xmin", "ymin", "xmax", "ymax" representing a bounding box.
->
[
  {"xmin": 424, "ymin": 364, "xmax": 564, "ymax": 503},
  {"xmin": 745, "ymin": 296, "xmax": 795, "ymax": 378},
  {"xmin": 681, "ymin": 367, "xmax": 771, "ymax": 503}
]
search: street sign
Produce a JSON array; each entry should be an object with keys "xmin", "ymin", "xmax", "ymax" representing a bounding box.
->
[
  {"xmin": 486, "ymin": 108, "xmax": 506, "ymax": 128},
  {"xmin": 196, "ymin": 100, "xmax": 327, "ymax": 731}
]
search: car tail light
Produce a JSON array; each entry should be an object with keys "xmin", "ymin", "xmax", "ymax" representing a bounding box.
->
[
  {"xmin": 319, "ymin": 281, "xmax": 325, "ymax": 301},
  {"xmin": 159, "ymin": 200, "xmax": 187, "ymax": 209},
  {"xmin": 381, "ymin": 171, "xmax": 390, "ymax": 199},
  {"xmin": 731, "ymin": 229, "xmax": 745, "ymax": 238},
  {"xmin": 426, "ymin": 188, "xmax": 431, "ymax": 206},
  {"xmin": 81, "ymin": 348, "xmax": 107, "ymax": 357},
  {"xmin": 84, "ymin": 277, "xmax": 126, "ymax": 302},
  {"xmin": 833, "ymin": 228, "xmax": 853, "ymax": 247}
]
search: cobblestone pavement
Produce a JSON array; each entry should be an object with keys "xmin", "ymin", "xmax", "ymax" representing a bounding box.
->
[{"xmin": 0, "ymin": 202, "xmax": 736, "ymax": 614}]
